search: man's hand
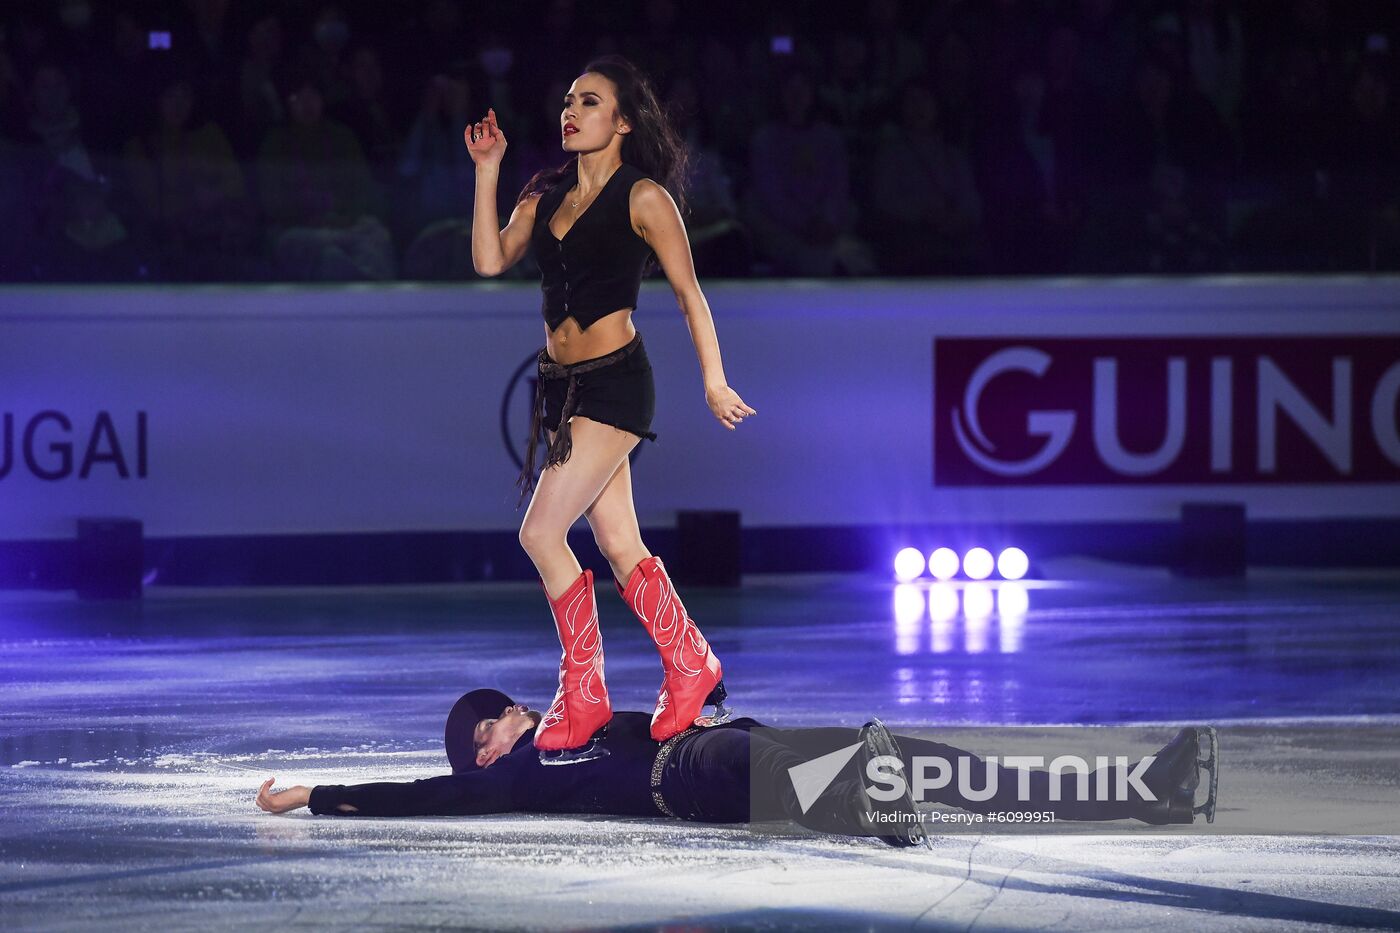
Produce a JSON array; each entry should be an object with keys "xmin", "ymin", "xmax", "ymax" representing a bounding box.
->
[{"xmin": 256, "ymin": 777, "xmax": 311, "ymax": 814}]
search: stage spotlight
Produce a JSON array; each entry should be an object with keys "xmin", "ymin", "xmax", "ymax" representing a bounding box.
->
[
  {"xmin": 997, "ymin": 582, "xmax": 1029, "ymax": 617},
  {"xmin": 928, "ymin": 547, "xmax": 960, "ymax": 580},
  {"xmin": 896, "ymin": 666, "xmax": 917, "ymax": 704},
  {"xmin": 894, "ymin": 547, "xmax": 926, "ymax": 582},
  {"xmin": 963, "ymin": 547, "xmax": 994, "ymax": 580},
  {"xmin": 928, "ymin": 583, "xmax": 959, "ymax": 624},
  {"xmin": 999, "ymin": 614, "xmax": 1024, "ymax": 654},
  {"xmin": 893, "ymin": 584, "xmax": 924, "ymax": 655},
  {"xmin": 930, "ymin": 617, "xmax": 954, "ymax": 654},
  {"xmin": 893, "ymin": 583, "xmax": 926, "ymax": 626},
  {"xmin": 997, "ymin": 547, "xmax": 1029, "ymax": 580},
  {"xmin": 964, "ymin": 584, "xmax": 993, "ymax": 653},
  {"xmin": 964, "ymin": 582, "xmax": 994, "ymax": 619}
]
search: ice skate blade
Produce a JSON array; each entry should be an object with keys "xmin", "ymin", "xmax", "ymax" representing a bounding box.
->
[
  {"xmin": 860, "ymin": 718, "xmax": 933, "ymax": 850},
  {"xmin": 537, "ymin": 735, "xmax": 611, "ymax": 766},
  {"xmin": 693, "ymin": 708, "xmax": 733, "ymax": 728},
  {"xmin": 1193, "ymin": 726, "xmax": 1219, "ymax": 824},
  {"xmin": 537, "ymin": 728, "xmax": 610, "ymax": 762},
  {"xmin": 693, "ymin": 680, "xmax": 733, "ymax": 729}
]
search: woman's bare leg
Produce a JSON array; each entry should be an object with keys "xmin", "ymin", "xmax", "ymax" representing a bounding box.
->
[
  {"xmin": 583, "ymin": 454, "xmax": 652, "ymax": 588},
  {"xmin": 519, "ymin": 417, "xmax": 641, "ymax": 600}
]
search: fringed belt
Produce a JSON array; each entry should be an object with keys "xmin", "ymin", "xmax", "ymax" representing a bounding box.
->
[
  {"xmin": 650, "ymin": 725, "xmax": 701, "ymax": 819},
  {"xmin": 515, "ymin": 332, "xmax": 643, "ymax": 506}
]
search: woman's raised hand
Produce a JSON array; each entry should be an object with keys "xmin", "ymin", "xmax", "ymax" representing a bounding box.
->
[{"xmin": 465, "ymin": 107, "xmax": 507, "ymax": 167}]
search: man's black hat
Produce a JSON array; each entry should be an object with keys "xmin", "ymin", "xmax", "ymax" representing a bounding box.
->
[{"xmin": 444, "ymin": 688, "xmax": 514, "ymax": 774}]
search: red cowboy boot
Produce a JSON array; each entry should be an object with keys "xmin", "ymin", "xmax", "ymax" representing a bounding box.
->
[
  {"xmin": 534, "ymin": 568, "xmax": 612, "ymax": 764},
  {"xmin": 616, "ymin": 556, "xmax": 732, "ymax": 741}
]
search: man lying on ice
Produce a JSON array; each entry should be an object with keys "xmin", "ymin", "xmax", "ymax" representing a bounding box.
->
[{"xmin": 254, "ymin": 688, "xmax": 1218, "ymax": 847}]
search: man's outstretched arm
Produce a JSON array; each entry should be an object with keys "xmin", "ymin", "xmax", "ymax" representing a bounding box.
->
[{"xmin": 256, "ymin": 765, "xmax": 517, "ymax": 818}]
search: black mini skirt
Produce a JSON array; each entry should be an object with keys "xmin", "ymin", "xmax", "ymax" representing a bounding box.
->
[
  {"xmin": 516, "ymin": 332, "xmax": 658, "ymax": 505},
  {"xmin": 541, "ymin": 333, "xmax": 658, "ymax": 440}
]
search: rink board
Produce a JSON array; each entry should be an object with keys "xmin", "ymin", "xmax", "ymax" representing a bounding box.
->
[{"xmin": 1, "ymin": 276, "xmax": 1397, "ymax": 541}]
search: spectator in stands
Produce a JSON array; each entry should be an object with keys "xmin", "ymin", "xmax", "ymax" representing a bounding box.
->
[
  {"xmin": 28, "ymin": 49, "xmax": 146, "ymax": 279},
  {"xmin": 866, "ymin": 0, "xmax": 926, "ymax": 98},
  {"xmin": 13, "ymin": 63, "xmax": 92, "ymax": 276},
  {"xmin": 6, "ymin": 7, "xmax": 55, "ymax": 86},
  {"xmin": 976, "ymin": 62, "xmax": 1082, "ymax": 274},
  {"xmin": 928, "ymin": 30, "xmax": 976, "ymax": 152},
  {"xmin": 695, "ymin": 36, "xmax": 751, "ymax": 167},
  {"xmin": 36, "ymin": 168, "xmax": 143, "ymax": 281},
  {"xmin": 122, "ymin": 72, "xmax": 253, "ymax": 280},
  {"xmin": 1331, "ymin": 60, "xmax": 1400, "ymax": 269},
  {"xmin": 622, "ymin": 0, "xmax": 697, "ymax": 102},
  {"xmin": 530, "ymin": 0, "xmax": 586, "ymax": 107},
  {"xmin": 68, "ymin": 7, "xmax": 158, "ymax": 155},
  {"xmin": 401, "ymin": 0, "xmax": 471, "ymax": 94},
  {"xmin": 1180, "ymin": 0, "xmax": 1245, "ymax": 128},
  {"xmin": 511, "ymin": 78, "xmax": 572, "ymax": 207},
  {"xmin": 50, "ymin": 0, "xmax": 102, "ymax": 89},
  {"xmin": 1334, "ymin": 59, "xmax": 1399, "ymax": 198},
  {"xmin": 0, "ymin": 134, "xmax": 24, "ymax": 279},
  {"xmin": 236, "ymin": 10, "xmax": 287, "ymax": 160},
  {"xmin": 0, "ymin": 28, "xmax": 21, "ymax": 140},
  {"xmin": 819, "ymin": 34, "xmax": 889, "ymax": 152},
  {"xmin": 870, "ymin": 79, "xmax": 983, "ymax": 275},
  {"xmin": 177, "ymin": 0, "xmax": 238, "ymax": 130},
  {"xmin": 667, "ymin": 73, "xmax": 751, "ymax": 277},
  {"xmin": 295, "ymin": 4, "xmax": 354, "ymax": 117},
  {"xmin": 1117, "ymin": 31, "xmax": 1233, "ymax": 186},
  {"xmin": 256, "ymin": 69, "xmax": 393, "ymax": 280},
  {"xmin": 1233, "ymin": 40, "xmax": 1341, "ymax": 271},
  {"xmin": 958, "ymin": 0, "xmax": 1048, "ymax": 109},
  {"xmin": 1140, "ymin": 159, "xmax": 1225, "ymax": 272},
  {"xmin": 339, "ymin": 44, "xmax": 402, "ymax": 188},
  {"xmin": 1073, "ymin": 0, "xmax": 1138, "ymax": 110},
  {"xmin": 22, "ymin": 62, "xmax": 98, "ymax": 188},
  {"xmin": 396, "ymin": 68, "xmax": 477, "ymax": 280},
  {"xmin": 472, "ymin": 32, "xmax": 521, "ymax": 152},
  {"xmin": 1, "ymin": 2, "xmax": 1397, "ymax": 282},
  {"xmin": 743, "ymin": 68, "xmax": 874, "ymax": 276},
  {"xmin": 16, "ymin": 60, "xmax": 141, "ymax": 281}
]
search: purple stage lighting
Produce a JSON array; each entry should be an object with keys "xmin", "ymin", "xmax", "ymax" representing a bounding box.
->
[
  {"xmin": 963, "ymin": 547, "xmax": 994, "ymax": 580},
  {"xmin": 894, "ymin": 547, "xmax": 926, "ymax": 582},
  {"xmin": 928, "ymin": 547, "xmax": 960, "ymax": 581},
  {"xmin": 997, "ymin": 547, "xmax": 1029, "ymax": 580}
]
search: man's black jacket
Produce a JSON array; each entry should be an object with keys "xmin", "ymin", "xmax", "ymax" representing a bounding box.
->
[{"xmin": 308, "ymin": 711, "xmax": 762, "ymax": 818}]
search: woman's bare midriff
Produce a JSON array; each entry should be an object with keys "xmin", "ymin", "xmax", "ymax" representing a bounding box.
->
[{"xmin": 546, "ymin": 307, "xmax": 636, "ymax": 364}]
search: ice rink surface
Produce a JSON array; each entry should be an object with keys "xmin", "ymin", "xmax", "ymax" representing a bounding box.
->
[{"xmin": 4, "ymin": 559, "xmax": 1400, "ymax": 931}]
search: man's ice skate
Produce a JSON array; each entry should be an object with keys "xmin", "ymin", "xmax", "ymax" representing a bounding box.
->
[
  {"xmin": 1196, "ymin": 726, "xmax": 1219, "ymax": 823},
  {"xmin": 856, "ymin": 718, "xmax": 932, "ymax": 849},
  {"xmin": 1134, "ymin": 725, "xmax": 1219, "ymax": 824},
  {"xmin": 533, "ymin": 568, "xmax": 613, "ymax": 766}
]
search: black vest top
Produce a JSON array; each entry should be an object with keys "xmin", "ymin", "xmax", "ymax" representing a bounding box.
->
[{"xmin": 532, "ymin": 161, "xmax": 655, "ymax": 332}]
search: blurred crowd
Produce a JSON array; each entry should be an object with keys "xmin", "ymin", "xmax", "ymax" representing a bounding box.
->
[{"xmin": 1, "ymin": 0, "xmax": 1397, "ymax": 283}]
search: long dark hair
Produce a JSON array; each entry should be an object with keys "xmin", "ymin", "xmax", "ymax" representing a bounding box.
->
[{"xmin": 517, "ymin": 55, "xmax": 689, "ymax": 271}]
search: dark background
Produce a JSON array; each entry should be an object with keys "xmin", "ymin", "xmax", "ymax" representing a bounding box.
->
[{"xmin": 2, "ymin": 0, "xmax": 1398, "ymax": 283}]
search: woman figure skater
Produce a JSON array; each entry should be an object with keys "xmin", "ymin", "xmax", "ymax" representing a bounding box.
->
[{"xmin": 466, "ymin": 55, "xmax": 756, "ymax": 765}]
